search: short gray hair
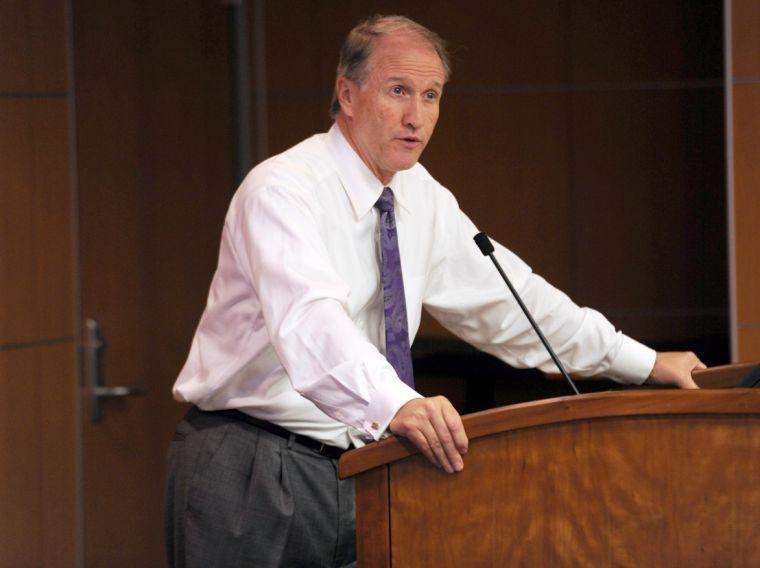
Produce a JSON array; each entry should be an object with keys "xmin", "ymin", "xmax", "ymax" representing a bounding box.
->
[{"xmin": 329, "ymin": 15, "xmax": 451, "ymax": 119}]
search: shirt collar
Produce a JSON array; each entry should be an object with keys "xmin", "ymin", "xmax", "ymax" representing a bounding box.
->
[{"xmin": 326, "ymin": 123, "xmax": 411, "ymax": 219}]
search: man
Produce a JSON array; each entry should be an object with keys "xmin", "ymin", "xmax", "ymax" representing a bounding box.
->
[{"xmin": 165, "ymin": 15, "xmax": 704, "ymax": 567}]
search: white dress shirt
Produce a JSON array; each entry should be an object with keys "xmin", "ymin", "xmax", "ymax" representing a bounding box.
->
[{"xmin": 173, "ymin": 124, "xmax": 656, "ymax": 449}]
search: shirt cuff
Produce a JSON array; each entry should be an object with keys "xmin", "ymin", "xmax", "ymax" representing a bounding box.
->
[
  {"xmin": 606, "ymin": 335, "xmax": 657, "ymax": 385},
  {"xmin": 362, "ymin": 376, "xmax": 422, "ymax": 441}
]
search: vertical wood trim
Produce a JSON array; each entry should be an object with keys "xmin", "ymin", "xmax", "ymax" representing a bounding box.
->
[
  {"xmin": 355, "ymin": 466, "xmax": 391, "ymax": 567},
  {"xmin": 725, "ymin": 0, "xmax": 738, "ymax": 362}
]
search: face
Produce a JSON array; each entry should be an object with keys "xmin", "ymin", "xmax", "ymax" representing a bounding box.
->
[{"xmin": 337, "ymin": 32, "xmax": 446, "ymax": 184}]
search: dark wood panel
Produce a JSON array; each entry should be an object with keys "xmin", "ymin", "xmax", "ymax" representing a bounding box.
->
[
  {"xmin": 733, "ymin": 84, "xmax": 760, "ymax": 325},
  {"xmin": 264, "ymin": 97, "xmax": 332, "ymax": 158},
  {"xmin": 261, "ymin": 1, "xmax": 723, "ymax": 95},
  {"xmin": 0, "ymin": 343, "xmax": 78, "ymax": 566},
  {"xmin": 732, "ymin": 0, "xmax": 760, "ymax": 78},
  {"xmin": 569, "ymin": 87, "xmax": 726, "ymax": 342},
  {"xmin": 0, "ymin": 99, "xmax": 75, "ymax": 346},
  {"xmin": 0, "ymin": 0, "xmax": 67, "ymax": 92},
  {"xmin": 415, "ymin": 1, "xmax": 571, "ymax": 87},
  {"xmin": 570, "ymin": 1, "xmax": 723, "ymax": 82}
]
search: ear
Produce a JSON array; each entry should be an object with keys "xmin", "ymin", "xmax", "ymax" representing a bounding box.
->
[{"xmin": 335, "ymin": 75, "xmax": 358, "ymax": 118}]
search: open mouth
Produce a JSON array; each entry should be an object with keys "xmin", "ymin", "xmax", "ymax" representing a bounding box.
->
[{"xmin": 399, "ymin": 136, "xmax": 422, "ymax": 147}]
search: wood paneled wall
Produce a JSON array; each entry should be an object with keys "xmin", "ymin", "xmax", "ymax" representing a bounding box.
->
[
  {"xmin": 71, "ymin": 2, "xmax": 233, "ymax": 563},
  {"xmin": 728, "ymin": 0, "xmax": 760, "ymax": 361},
  {"xmin": 0, "ymin": 0, "xmax": 79, "ymax": 564},
  {"xmin": 251, "ymin": 1, "xmax": 727, "ymax": 354}
]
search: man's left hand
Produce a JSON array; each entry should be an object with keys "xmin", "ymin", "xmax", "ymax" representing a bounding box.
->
[{"xmin": 646, "ymin": 351, "xmax": 706, "ymax": 389}]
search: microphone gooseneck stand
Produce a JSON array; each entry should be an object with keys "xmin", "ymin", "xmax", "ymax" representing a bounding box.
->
[{"xmin": 474, "ymin": 232, "xmax": 580, "ymax": 396}]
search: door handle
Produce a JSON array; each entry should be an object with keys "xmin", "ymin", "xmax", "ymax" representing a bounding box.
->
[{"xmin": 84, "ymin": 319, "xmax": 146, "ymax": 422}]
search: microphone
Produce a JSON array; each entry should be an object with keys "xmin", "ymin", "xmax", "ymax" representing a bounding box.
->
[{"xmin": 474, "ymin": 232, "xmax": 580, "ymax": 395}]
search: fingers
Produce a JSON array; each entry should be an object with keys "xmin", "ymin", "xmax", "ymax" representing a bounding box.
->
[
  {"xmin": 418, "ymin": 421, "xmax": 457, "ymax": 473},
  {"xmin": 389, "ymin": 396, "xmax": 469, "ymax": 474},
  {"xmin": 443, "ymin": 401, "xmax": 469, "ymax": 455},
  {"xmin": 650, "ymin": 351, "xmax": 706, "ymax": 389},
  {"xmin": 681, "ymin": 352, "xmax": 704, "ymax": 389},
  {"xmin": 425, "ymin": 399, "xmax": 465, "ymax": 473},
  {"xmin": 680, "ymin": 372, "xmax": 700, "ymax": 389},
  {"xmin": 686, "ymin": 352, "xmax": 706, "ymax": 389}
]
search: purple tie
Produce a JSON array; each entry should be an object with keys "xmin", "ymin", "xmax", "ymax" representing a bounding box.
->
[{"xmin": 375, "ymin": 187, "xmax": 415, "ymax": 388}]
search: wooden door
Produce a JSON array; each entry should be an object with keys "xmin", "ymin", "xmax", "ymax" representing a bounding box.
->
[{"xmin": 73, "ymin": 2, "xmax": 233, "ymax": 564}]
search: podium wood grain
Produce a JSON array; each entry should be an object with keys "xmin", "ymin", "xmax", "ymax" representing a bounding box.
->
[{"xmin": 342, "ymin": 386, "xmax": 760, "ymax": 567}]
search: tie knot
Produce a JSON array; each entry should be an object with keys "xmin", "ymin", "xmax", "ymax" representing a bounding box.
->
[{"xmin": 375, "ymin": 187, "xmax": 395, "ymax": 214}]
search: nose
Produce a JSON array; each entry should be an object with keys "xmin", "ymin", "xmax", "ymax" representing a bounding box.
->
[{"xmin": 403, "ymin": 97, "xmax": 421, "ymax": 131}]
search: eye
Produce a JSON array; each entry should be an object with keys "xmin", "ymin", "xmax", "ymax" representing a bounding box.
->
[
  {"xmin": 425, "ymin": 90, "xmax": 439, "ymax": 101},
  {"xmin": 391, "ymin": 85, "xmax": 404, "ymax": 95}
]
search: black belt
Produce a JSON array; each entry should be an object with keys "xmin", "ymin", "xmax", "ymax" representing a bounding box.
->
[{"xmin": 197, "ymin": 407, "xmax": 350, "ymax": 460}]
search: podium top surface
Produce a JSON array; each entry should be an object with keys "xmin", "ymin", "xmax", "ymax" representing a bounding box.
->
[{"xmin": 338, "ymin": 387, "xmax": 760, "ymax": 478}]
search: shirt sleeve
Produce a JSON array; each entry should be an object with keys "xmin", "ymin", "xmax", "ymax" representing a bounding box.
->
[
  {"xmin": 422, "ymin": 189, "xmax": 656, "ymax": 385},
  {"xmin": 230, "ymin": 183, "xmax": 420, "ymax": 440}
]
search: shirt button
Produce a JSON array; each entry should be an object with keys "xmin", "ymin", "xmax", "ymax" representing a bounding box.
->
[{"xmin": 371, "ymin": 421, "xmax": 380, "ymax": 430}]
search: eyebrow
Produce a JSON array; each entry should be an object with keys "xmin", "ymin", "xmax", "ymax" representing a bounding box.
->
[{"xmin": 387, "ymin": 77, "xmax": 444, "ymax": 90}]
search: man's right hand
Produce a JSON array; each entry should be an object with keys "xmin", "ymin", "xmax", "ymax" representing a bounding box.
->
[{"xmin": 389, "ymin": 396, "xmax": 468, "ymax": 473}]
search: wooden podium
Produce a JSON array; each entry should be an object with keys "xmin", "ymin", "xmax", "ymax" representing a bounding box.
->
[{"xmin": 339, "ymin": 367, "xmax": 760, "ymax": 566}]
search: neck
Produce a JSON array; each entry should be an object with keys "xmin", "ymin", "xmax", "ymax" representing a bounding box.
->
[{"xmin": 336, "ymin": 114, "xmax": 392, "ymax": 185}]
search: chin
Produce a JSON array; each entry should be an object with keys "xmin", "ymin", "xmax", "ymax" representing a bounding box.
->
[{"xmin": 390, "ymin": 155, "xmax": 421, "ymax": 172}]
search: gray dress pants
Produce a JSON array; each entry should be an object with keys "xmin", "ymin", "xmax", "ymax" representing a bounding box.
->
[{"xmin": 165, "ymin": 408, "xmax": 356, "ymax": 567}]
